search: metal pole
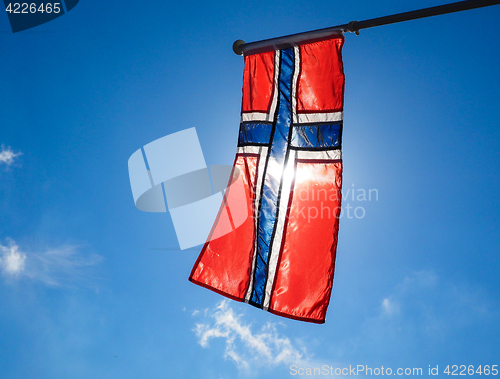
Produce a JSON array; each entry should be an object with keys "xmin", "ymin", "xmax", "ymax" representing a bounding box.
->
[{"xmin": 233, "ymin": 0, "xmax": 500, "ymax": 56}]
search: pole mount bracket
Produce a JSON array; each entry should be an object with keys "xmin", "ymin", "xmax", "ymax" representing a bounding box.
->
[{"xmin": 345, "ymin": 20, "xmax": 360, "ymax": 35}]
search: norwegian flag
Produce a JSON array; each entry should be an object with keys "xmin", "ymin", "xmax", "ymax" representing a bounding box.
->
[{"xmin": 190, "ymin": 36, "xmax": 344, "ymax": 323}]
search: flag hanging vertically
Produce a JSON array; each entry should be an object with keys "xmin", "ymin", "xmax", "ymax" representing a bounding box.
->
[{"xmin": 190, "ymin": 35, "xmax": 345, "ymax": 323}]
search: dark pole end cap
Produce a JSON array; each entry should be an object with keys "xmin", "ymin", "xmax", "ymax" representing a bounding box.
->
[{"xmin": 233, "ymin": 40, "xmax": 246, "ymax": 56}]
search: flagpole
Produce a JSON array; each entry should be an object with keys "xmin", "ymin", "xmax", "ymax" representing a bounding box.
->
[{"xmin": 233, "ymin": 0, "xmax": 500, "ymax": 56}]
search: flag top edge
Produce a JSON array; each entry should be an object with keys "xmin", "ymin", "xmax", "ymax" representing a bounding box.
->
[{"xmin": 242, "ymin": 31, "xmax": 344, "ymax": 57}]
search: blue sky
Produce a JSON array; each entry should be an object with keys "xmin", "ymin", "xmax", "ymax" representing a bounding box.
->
[{"xmin": 1, "ymin": 0, "xmax": 499, "ymax": 378}]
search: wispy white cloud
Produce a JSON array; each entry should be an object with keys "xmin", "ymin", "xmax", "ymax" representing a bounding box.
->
[
  {"xmin": 0, "ymin": 238, "xmax": 103, "ymax": 288},
  {"xmin": 191, "ymin": 271, "xmax": 495, "ymax": 374},
  {"xmin": 0, "ymin": 239, "xmax": 26, "ymax": 276},
  {"xmin": 381, "ymin": 297, "xmax": 400, "ymax": 316},
  {"xmin": 360, "ymin": 270, "xmax": 495, "ymax": 346},
  {"xmin": 193, "ymin": 300, "xmax": 308, "ymax": 371},
  {"xmin": 0, "ymin": 144, "xmax": 22, "ymax": 166}
]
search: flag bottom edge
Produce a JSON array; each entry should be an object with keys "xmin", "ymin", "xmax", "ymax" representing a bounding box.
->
[{"xmin": 188, "ymin": 276, "xmax": 326, "ymax": 324}]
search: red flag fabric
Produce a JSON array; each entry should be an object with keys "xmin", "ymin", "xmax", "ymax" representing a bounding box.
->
[{"xmin": 190, "ymin": 36, "xmax": 345, "ymax": 323}]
